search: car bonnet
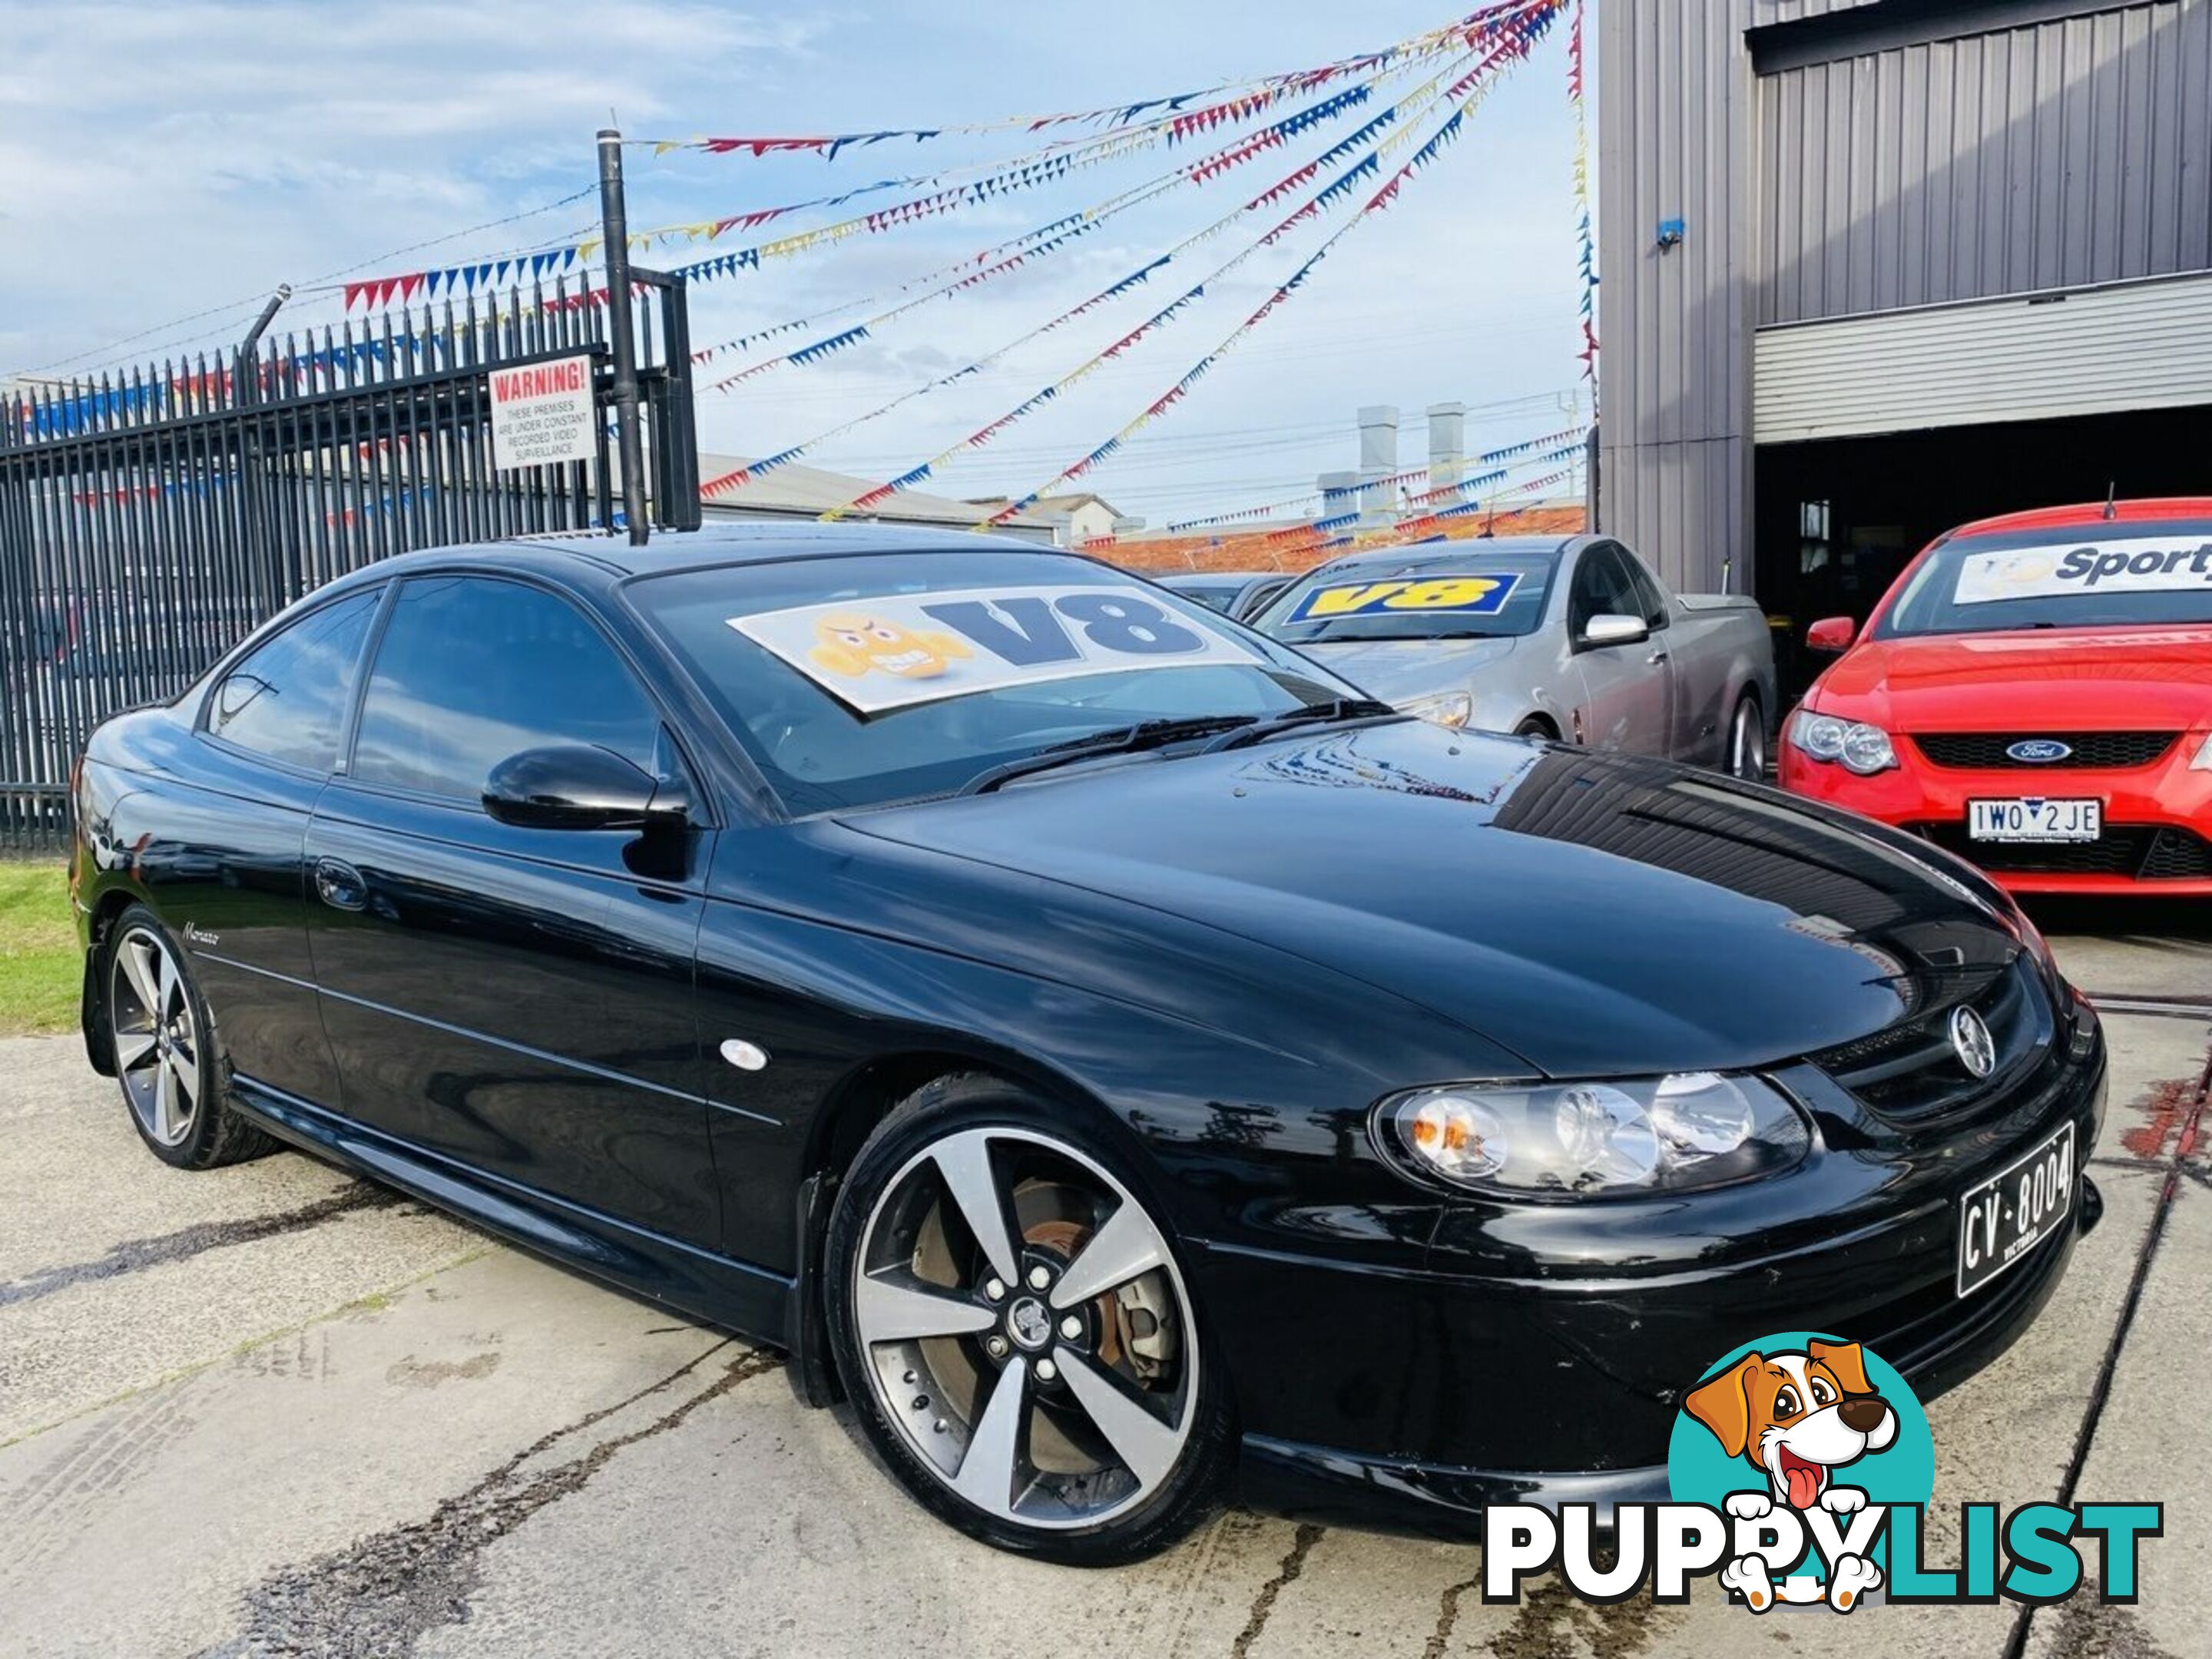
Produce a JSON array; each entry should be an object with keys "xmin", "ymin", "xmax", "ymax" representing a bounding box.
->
[{"xmin": 844, "ymin": 720, "xmax": 2025, "ymax": 1078}]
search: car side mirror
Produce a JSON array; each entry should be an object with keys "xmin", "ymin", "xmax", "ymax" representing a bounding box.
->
[
  {"xmin": 482, "ymin": 745, "xmax": 684, "ymax": 832},
  {"xmin": 1581, "ymin": 613, "xmax": 1650, "ymax": 649},
  {"xmin": 1806, "ymin": 616, "xmax": 1857, "ymax": 653}
]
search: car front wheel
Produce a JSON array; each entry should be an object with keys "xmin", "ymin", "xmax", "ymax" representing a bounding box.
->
[
  {"xmin": 104, "ymin": 905, "xmax": 272, "ymax": 1170},
  {"xmin": 823, "ymin": 1075, "xmax": 1230, "ymax": 1564}
]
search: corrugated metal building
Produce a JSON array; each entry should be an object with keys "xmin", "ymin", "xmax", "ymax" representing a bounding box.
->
[{"xmin": 1598, "ymin": 0, "xmax": 2212, "ymax": 689}]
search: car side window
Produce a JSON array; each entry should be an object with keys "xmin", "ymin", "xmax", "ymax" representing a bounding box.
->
[
  {"xmin": 1619, "ymin": 548, "xmax": 1671, "ymax": 629},
  {"xmin": 206, "ymin": 589, "xmax": 381, "ymax": 771},
  {"xmin": 350, "ymin": 576, "xmax": 662, "ymax": 803},
  {"xmin": 1568, "ymin": 545, "xmax": 1640, "ymax": 638}
]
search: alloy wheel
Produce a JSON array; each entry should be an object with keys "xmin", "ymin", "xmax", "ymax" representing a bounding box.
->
[
  {"xmin": 110, "ymin": 926, "xmax": 201, "ymax": 1148},
  {"xmin": 850, "ymin": 1126, "xmax": 1197, "ymax": 1531}
]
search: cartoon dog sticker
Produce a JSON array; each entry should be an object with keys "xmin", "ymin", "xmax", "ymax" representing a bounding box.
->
[
  {"xmin": 1684, "ymin": 1338, "xmax": 1898, "ymax": 1612},
  {"xmin": 806, "ymin": 612, "xmax": 973, "ymax": 681}
]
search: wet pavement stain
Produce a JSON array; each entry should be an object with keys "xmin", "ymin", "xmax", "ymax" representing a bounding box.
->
[
  {"xmin": 1481, "ymin": 1580, "xmax": 1674, "ymax": 1659},
  {"xmin": 385, "ymin": 1353, "xmax": 502, "ymax": 1389},
  {"xmin": 0, "ymin": 1184, "xmax": 408, "ymax": 1309},
  {"xmin": 2025, "ymin": 1586, "xmax": 2180, "ymax": 1659},
  {"xmin": 1421, "ymin": 1575, "xmax": 1481, "ymax": 1659},
  {"xmin": 2118, "ymin": 1076, "xmax": 2204, "ymax": 1162},
  {"xmin": 1230, "ymin": 1521, "xmax": 1324, "ymax": 1659},
  {"xmin": 200, "ymin": 1341, "xmax": 780, "ymax": 1658}
]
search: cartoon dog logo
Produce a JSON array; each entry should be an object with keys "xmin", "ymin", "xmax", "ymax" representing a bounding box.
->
[
  {"xmin": 806, "ymin": 612, "xmax": 973, "ymax": 681},
  {"xmin": 1684, "ymin": 1338, "xmax": 1898, "ymax": 1611}
]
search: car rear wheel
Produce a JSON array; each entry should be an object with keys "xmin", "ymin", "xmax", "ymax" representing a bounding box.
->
[
  {"xmin": 105, "ymin": 906, "xmax": 273, "ymax": 1170},
  {"xmin": 824, "ymin": 1075, "xmax": 1230, "ymax": 1564},
  {"xmin": 1726, "ymin": 694, "xmax": 1767, "ymax": 781}
]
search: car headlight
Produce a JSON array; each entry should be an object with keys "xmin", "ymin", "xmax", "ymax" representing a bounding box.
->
[
  {"xmin": 1375, "ymin": 1072, "xmax": 1810, "ymax": 1197},
  {"xmin": 2192, "ymin": 733, "xmax": 2212, "ymax": 771},
  {"xmin": 1790, "ymin": 710, "xmax": 1897, "ymax": 775},
  {"xmin": 1399, "ymin": 690, "xmax": 1472, "ymax": 730}
]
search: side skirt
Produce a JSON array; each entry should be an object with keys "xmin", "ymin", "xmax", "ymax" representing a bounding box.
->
[{"xmin": 229, "ymin": 1078, "xmax": 795, "ymax": 1347}]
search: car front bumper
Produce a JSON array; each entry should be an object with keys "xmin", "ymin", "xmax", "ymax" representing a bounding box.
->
[
  {"xmin": 1779, "ymin": 732, "xmax": 2212, "ymax": 895},
  {"xmin": 1197, "ymin": 1011, "xmax": 2108, "ymax": 1538}
]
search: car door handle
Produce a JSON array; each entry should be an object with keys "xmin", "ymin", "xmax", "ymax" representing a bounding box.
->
[
  {"xmin": 1646, "ymin": 649, "xmax": 1670, "ymax": 665},
  {"xmin": 313, "ymin": 857, "xmax": 368, "ymax": 912}
]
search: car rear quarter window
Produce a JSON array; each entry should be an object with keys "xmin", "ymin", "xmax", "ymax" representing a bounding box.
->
[
  {"xmin": 349, "ymin": 576, "xmax": 661, "ymax": 803},
  {"xmin": 206, "ymin": 589, "xmax": 380, "ymax": 772}
]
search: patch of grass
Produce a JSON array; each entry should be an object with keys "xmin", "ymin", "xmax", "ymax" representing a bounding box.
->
[{"xmin": 0, "ymin": 860, "xmax": 78, "ymax": 1037}]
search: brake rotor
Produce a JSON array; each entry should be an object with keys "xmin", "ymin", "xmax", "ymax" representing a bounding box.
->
[{"xmin": 1023, "ymin": 1215, "xmax": 1125, "ymax": 1368}]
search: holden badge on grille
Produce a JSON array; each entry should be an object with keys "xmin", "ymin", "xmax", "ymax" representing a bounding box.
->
[{"xmin": 1949, "ymin": 1005, "xmax": 1997, "ymax": 1078}]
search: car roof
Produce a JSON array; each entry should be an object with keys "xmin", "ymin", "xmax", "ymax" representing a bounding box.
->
[
  {"xmin": 1944, "ymin": 498, "xmax": 2212, "ymax": 540},
  {"xmin": 336, "ymin": 521, "xmax": 1053, "ymax": 588}
]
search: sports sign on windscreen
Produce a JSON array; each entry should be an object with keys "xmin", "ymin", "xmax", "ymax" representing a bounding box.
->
[
  {"xmin": 1955, "ymin": 536, "xmax": 2212, "ymax": 604},
  {"xmin": 730, "ymin": 585, "xmax": 1264, "ymax": 714}
]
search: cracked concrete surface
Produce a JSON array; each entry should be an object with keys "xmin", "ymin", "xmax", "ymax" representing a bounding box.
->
[{"xmin": 0, "ymin": 915, "xmax": 2207, "ymax": 1657}]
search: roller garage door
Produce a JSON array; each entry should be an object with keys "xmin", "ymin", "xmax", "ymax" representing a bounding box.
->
[{"xmin": 1754, "ymin": 270, "xmax": 2212, "ymax": 444}]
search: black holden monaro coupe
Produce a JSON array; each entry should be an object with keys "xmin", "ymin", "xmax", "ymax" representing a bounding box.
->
[{"xmin": 71, "ymin": 524, "xmax": 2104, "ymax": 1564}]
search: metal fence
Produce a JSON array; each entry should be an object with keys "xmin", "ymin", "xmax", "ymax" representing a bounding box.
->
[{"xmin": 0, "ymin": 273, "xmax": 698, "ymax": 850}]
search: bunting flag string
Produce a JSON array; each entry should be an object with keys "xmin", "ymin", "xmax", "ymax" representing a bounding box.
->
[
  {"xmin": 641, "ymin": 0, "xmax": 1551, "ymax": 157},
  {"xmin": 656, "ymin": 65, "xmax": 1435, "ymax": 299},
  {"xmin": 693, "ymin": 58, "xmax": 1448, "ymax": 389},
  {"xmin": 695, "ymin": 63, "xmax": 1475, "ymax": 501},
  {"xmin": 339, "ymin": 0, "xmax": 1568, "ymax": 315},
  {"xmin": 1081, "ymin": 426, "xmax": 1584, "ymax": 552},
  {"xmin": 699, "ymin": 118, "xmax": 1348, "ymax": 392},
  {"xmin": 803, "ymin": 25, "xmax": 1545, "ymax": 520},
  {"xmin": 342, "ymin": 245, "xmax": 581, "ymax": 313},
  {"xmin": 1568, "ymin": 0, "xmax": 1598, "ymax": 398},
  {"xmin": 344, "ymin": 61, "xmax": 1418, "ymax": 313},
  {"xmin": 794, "ymin": 44, "xmax": 1505, "ymax": 515},
  {"xmin": 1381, "ymin": 464, "xmax": 1575, "ymax": 541},
  {"xmin": 972, "ymin": 2, "xmax": 1562, "ymax": 529}
]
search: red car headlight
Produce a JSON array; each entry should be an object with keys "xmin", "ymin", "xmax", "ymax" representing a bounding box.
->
[{"xmin": 1790, "ymin": 710, "xmax": 1898, "ymax": 776}]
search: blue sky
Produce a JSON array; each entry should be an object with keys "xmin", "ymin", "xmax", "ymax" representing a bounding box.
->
[{"xmin": 0, "ymin": 1, "xmax": 1591, "ymax": 528}]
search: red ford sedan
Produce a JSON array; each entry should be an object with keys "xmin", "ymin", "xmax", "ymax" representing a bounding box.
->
[{"xmin": 1780, "ymin": 498, "xmax": 2212, "ymax": 895}]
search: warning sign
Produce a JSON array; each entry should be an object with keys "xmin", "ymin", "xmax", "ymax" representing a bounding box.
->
[{"xmin": 489, "ymin": 355, "xmax": 597, "ymax": 470}]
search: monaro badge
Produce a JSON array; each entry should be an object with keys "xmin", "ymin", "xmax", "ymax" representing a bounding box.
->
[{"xmin": 2005, "ymin": 739, "xmax": 2072, "ymax": 763}]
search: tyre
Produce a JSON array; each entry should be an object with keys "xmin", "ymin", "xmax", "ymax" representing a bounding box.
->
[
  {"xmin": 823, "ymin": 1075, "xmax": 1230, "ymax": 1565},
  {"xmin": 1514, "ymin": 717, "xmax": 1558, "ymax": 740},
  {"xmin": 104, "ymin": 905, "xmax": 273, "ymax": 1170},
  {"xmin": 1725, "ymin": 693, "xmax": 1768, "ymax": 781}
]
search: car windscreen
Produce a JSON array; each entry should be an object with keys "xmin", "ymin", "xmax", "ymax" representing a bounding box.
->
[
  {"xmin": 628, "ymin": 552, "xmax": 1359, "ymax": 813},
  {"xmin": 1876, "ymin": 520, "xmax": 2212, "ymax": 637},
  {"xmin": 1252, "ymin": 551, "xmax": 1558, "ymax": 644}
]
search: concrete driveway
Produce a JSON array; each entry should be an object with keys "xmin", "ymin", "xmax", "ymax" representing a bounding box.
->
[{"xmin": 2, "ymin": 912, "xmax": 2207, "ymax": 1658}]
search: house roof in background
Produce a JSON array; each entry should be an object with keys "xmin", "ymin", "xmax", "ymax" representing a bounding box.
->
[
  {"xmin": 961, "ymin": 492, "xmax": 1123, "ymax": 521},
  {"xmin": 697, "ymin": 454, "xmax": 1058, "ymax": 533}
]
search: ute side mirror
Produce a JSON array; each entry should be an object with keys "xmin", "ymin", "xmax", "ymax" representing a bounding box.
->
[
  {"xmin": 1806, "ymin": 616, "xmax": 1857, "ymax": 653},
  {"xmin": 482, "ymin": 745, "xmax": 687, "ymax": 832},
  {"xmin": 1581, "ymin": 613, "xmax": 1650, "ymax": 649}
]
